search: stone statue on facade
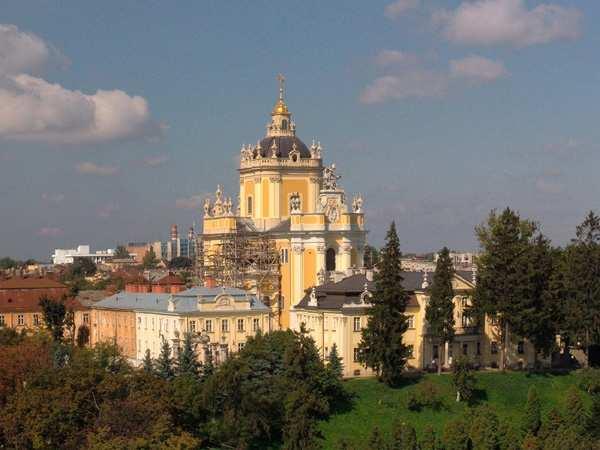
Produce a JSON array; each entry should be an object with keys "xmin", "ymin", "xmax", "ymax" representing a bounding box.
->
[
  {"xmin": 289, "ymin": 192, "xmax": 301, "ymax": 213},
  {"xmin": 323, "ymin": 164, "xmax": 341, "ymax": 190}
]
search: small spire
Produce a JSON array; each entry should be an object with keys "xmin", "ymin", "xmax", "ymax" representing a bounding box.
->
[{"xmin": 277, "ymin": 73, "xmax": 285, "ymax": 101}]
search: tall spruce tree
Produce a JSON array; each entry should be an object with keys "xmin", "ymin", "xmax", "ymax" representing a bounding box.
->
[
  {"xmin": 327, "ymin": 343, "xmax": 344, "ymax": 380},
  {"xmin": 39, "ymin": 296, "xmax": 67, "ymax": 342},
  {"xmin": 426, "ymin": 247, "xmax": 455, "ymax": 375},
  {"xmin": 156, "ymin": 339, "xmax": 174, "ymax": 380},
  {"xmin": 142, "ymin": 349, "xmax": 154, "ymax": 373},
  {"xmin": 524, "ymin": 386, "xmax": 542, "ymax": 435},
  {"xmin": 563, "ymin": 211, "xmax": 600, "ymax": 356},
  {"xmin": 358, "ymin": 222, "xmax": 410, "ymax": 386},
  {"xmin": 473, "ymin": 208, "xmax": 537, "ymax": 370},
  {"xmin": 177, "ymin": 332, "xmax": 200, "ymax": 378}
]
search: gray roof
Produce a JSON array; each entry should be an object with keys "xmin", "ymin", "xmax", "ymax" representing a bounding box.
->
[
  {"xmin": 258, "ymin": 136, "xmax": 311, "ymax": 159},
  {"xmin": 295, "ymin": 270, "xmax": 474, "ymax": 311},
  {"xmin": 93, "ymin": 286, "xmax": 269, "ymax": 314}
]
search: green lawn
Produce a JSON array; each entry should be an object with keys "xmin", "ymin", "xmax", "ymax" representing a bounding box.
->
[{"xmin": 319, "ymin": 371, "xmax": 581, "ymax": 449}]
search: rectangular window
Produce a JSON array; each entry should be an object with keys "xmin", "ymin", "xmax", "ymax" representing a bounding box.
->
[
  {"xmin": 353, "ymin": 317, "xmax": 361, "ymax": 332},
  {"xmin": 461, "ymin": 314, "xmax": 470, "ymax": 328},
  {"xmin": 280, "ymin": 248, "xmax": 289, "ymax": 264},
  {"xmin": 407, "ymin": 345, "xmax": 414, "ymax": 359},
  {"xmin": 190, "ymin": 320, "xmax": 196, "ymax": 333},
  {"xmin": 238, "ymin": 342, "xmax": 245, "ymax": 352},
  {"xmin": 462, "ymin": 343, "xmax": 468, "ymax": 356},
  {"xmin": 433, "ymin": 344, "xmax": 439, "ymax": 359},
  {"xmin": 17, "ymin": 314, "xmax": 24, "ymax": 326},
  {"xmin": 247, "ymin": 196, "xmax": 253, "ymax": 215},
  {"xmin": 491, "ymin": 341, "xmax": 498, "ymax": 354},
  {"xmin": 222, "ymin": 319, "xmax": 229, "ymax": 333},
  {"xmin": 253, "ymin": 318, "xmax": 260, "ymax": 332},
  {"xmin": 407, "ymin": 316, "xmax": 415, "ymax": 329},
  {"xmin": 137, "ymin": 317, "xmax": 141, "ymax": 329},
  {"xmin": 353, "ymin": 348, "xmax": 360, "ymax": 362},
  {"xmin": 517, "ymin": 341, "xmax": 525, "ymax": 354},
  {"xmin": 237, "ymin": 318, "xmax": 244, "ymax": 332},
  {"xmin": 205, "ymin": 319, "xmax": 212, "ymax": 333},
  {"xmin": 477, "ymin": 342, "xmax": 481, "ymax": 356},
  {"xmin": 33, "ymin": 314, "xmax": 40, "ymax": 326},
  {"xmin": 84, "ymin": 313, "xmax": 90, "ymax": 325}
]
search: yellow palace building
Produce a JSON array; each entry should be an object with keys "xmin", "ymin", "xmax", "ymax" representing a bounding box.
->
[{"xmin": 202, "ymin": 76, "xmax": 367, "ymax": 329}]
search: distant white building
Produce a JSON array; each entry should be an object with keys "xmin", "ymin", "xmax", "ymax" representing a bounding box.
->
[
  {"xmin": 52, "ymin": 245, "xmax": 115, "ymax": 265},
  {"xmin": 434, "ymin": 251, "xmax": 478, "ymax": 268}
]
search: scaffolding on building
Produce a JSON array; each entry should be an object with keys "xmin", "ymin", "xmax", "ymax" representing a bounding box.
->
[{"xmin": 201, "ymin": 230, "xmax": 281, "ymax": 310}]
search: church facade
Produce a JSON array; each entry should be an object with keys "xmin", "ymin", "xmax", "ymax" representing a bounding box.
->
[{"xmin": 202, "ymin": 77, "xmax": 367, "ymax": 329}]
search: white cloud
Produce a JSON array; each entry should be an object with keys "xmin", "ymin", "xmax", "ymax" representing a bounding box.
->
[
  {"xmin": 433, "ymin": 0, "xmax": 582, "ymax": 47},
  {"xmin": 175, "ymin": 195, "xmax": 206, "ymax": 210},
  {"xmin": 143, "ymin": 154, "xmax": 170, "ymax": 167},
  {"xmin": 385, "ymin": 0, "xmax": 420, "ymax": 19},
  {"xmin": 450, "ymin": 55, "xmax": 508, "ymax": 82},
  {"xmin": 360, "ymin": 71, "xmax": 449, "ymax": 104},
  {"xmin": 0, "ymin": 24, "xmax": 161, "ymax": 144},
  {"xmin": 374, "ymin": 50, "xmax": 419, "ymax": 68},
  {"xmin": 76, "ymin": 162, "xmax": 119, "ymax": 176},
  {"xmin": 36, "ymin": 227, "xmax": 63, "ymax": 237}
]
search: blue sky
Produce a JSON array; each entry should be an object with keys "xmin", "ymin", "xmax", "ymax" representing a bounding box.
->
[{"xmin": 0, "ymin": 0, "xmax": 598, "ymax": 260}]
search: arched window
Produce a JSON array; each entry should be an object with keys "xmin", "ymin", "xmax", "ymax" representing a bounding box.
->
[
  {"xmin": 247, "ymin": 196, "xmax": 253, "ymax": 216},
  {"xmin": 326, "ymin": 248, "xmax": 336, "ymax": 271},
  {"xmin": 281, "ymin": 119, "xmax": 288, "ymax": 130}
]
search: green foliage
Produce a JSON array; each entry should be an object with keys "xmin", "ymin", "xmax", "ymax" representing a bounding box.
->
[
  {"xmin": 358, "ymin": 222, "xmax": 410, "ymax": 386},
  {"xmin": 426, "ymin": 246, "xmax": 455, "ymax": 373},
  {"xmin": 363, "ymin": 245, "xmax": 380, "ymax": 270},
  {"xmin": 442, "ymin": 417, "xmax": 471, "ymax": 450},
  {"xmin": 588, "ymin": 393, "xmax": 600, "ymax": 438},
  {"xmin": 473, "ymin": 208, "xmax": 559, "ymax": 367},
  {"xmin": 420, "ymin": 425, "xmax": 439, "ymax": 450},
  {"xmin": 142, "ymin": 247, "xmax": 159, "ymax": 269},
  {"xmin": 562, "ymin": 211, "xmax": 600, "ymax": 348},
  {"xmin": 391, "ymin": 421, "xmax": 418, "ymax": 450},
  {"xmin": 76, "ymin": 324, "xmax": 90, "ymax": 347},
  {"xmin": 0, "ymin": 257, "xmax": 19, "ymax": 270},
  {"xmin": 113, "ymin": 245, "xmax": 130, "ymax": 259},
  {"xmin": 327, "ymin": 342, "xmax": 344, "ymax": 379},
  {"xmin": 368, "ymin": 427, "xmax": 386, "ymax": 450},
  {"xmin": 578, "ymin": 368, "xmax": 600, "ymax": 394},
  {"xmin": 177, "ymin": 332, "xmax": 200, "ymax": 378},
  {"xmin": 563, "ymin": 386, "xmax": 588, "ymax": 433},
  {"xmin": 156, "ymin": 339, "xmax": 174, "ymax": 380},
  {"xmin": 71, "ymin": 257, "xmax": 97, "ymax": 277},
  {"xmin": 468, "ymin": 405, "xmax": 500, "ymax": 450},
  {"xmin": 452, "ymin": 356, "xmax": 476, "ymax": 403},
  {"xmin": 39, "ymin": 296, "xmax": 67, "ymax": 342},
  {"xmin": 168, "ymin": 256, "xmax": 193, "ymax": 269},
  {"xmin": 142, "ymin": 349, "xmax": 154, "ymax": 373},
  {"xmin": 0, "ymin": 328, "xmax": 25, "ymax": 346},
  {"xmin": 523, "ymin": 386, "xmax": 541, "ymax": 435}
]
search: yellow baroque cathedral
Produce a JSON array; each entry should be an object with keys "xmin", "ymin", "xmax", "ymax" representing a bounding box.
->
[{"xmin": 202, "ymin": 76, "xmax": 367, "ymax": 329}]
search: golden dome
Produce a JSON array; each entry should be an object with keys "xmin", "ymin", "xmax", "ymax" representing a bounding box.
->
[{"xmin": 272, "ymin": 98, "xmax": 290, "ymax": 116}]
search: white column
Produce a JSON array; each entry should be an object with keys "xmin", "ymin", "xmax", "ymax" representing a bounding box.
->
[
  {"xmin": 340, "ymin": 241, "xmax": 352, "ymax": 271},
  {"xmin": 291, "ymin": 241, "xmax": 304, "ymax": 307}
]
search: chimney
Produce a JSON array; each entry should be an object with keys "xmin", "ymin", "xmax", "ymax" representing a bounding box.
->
[{"xmin": 204, "ymin": 277, "xmax": 216, "ymax": 288}]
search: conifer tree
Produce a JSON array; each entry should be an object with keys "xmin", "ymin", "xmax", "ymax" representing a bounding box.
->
[
  {"xmin": 452, "ymin": 356, "xmax": 475, "ymax": 403},
  {"xmin": 562, "ymin": 211, "xmax": 600, "ymax": 354},
  {"xmin": 142, "ymin": 348, "xmax": 154, "ymax": 373},
  {"xmin": 202, "ymin": 349, "xmax": 214, "ymax": 380},
  {"xmin": 156, "ymin": 339, "xmax": 174, "ymax": 380},
  {"xmin": 563, "ymin": 386, "xmax": 588, "ymax": 433},
  {"xmin": 419, "ymin": 425, "xmax": 438, "ymax": 450},
  {"xmin": 473, "ymin": 208, "xmax": 537, "ymax": 370},
  {"xmin": 469, "ymin": 406, "xmax": 500, "ymax": 450},
  {"xmin": 142, "ymin": 247, "xmax": 159, "ymax": 269},
  {"xmin": 442, "ymin": 417, "xmax": 471, "ymax": 450},
  {"xmin": 177, "ymin": 332, "xmax": 200, "ymax": 378},
  {"xmin": 358, "ymin": 222, "xmax": 410, "ymax": 386},
  {"xmin": 368, "ymin": 427, "xmax": 386, "ymax": 450},
  {"xmin": 426, "ymin": 246, "xmax": 455, "ymax": 375},
  {"xmin": 588, "ymin": 394, "xmax": 600, "ymax": 439},
  {"xmin": 524, "ymin": 386, "xmax": 542, "ymax": 435},
  {"xmin": 391, "ymin": 421, "xmax": 418, "ymax": 450},
  {"xmin": 327, "ymin": 343, "xmax": 344, "ymax": 379}
]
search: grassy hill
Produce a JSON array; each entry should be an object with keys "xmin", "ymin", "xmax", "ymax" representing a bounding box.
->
[{"xmin": 320, "ymin": 371, "xmax": 581, "ymax": 449}]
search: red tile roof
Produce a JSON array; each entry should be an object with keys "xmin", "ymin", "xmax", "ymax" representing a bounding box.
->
[
  {"xmin": 0, "ymin": 278, "xmax": 67, "ymax": 290},
  {"xmin": 155, "ymin": 273, "xmax": 184, "ymax": 285}
]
